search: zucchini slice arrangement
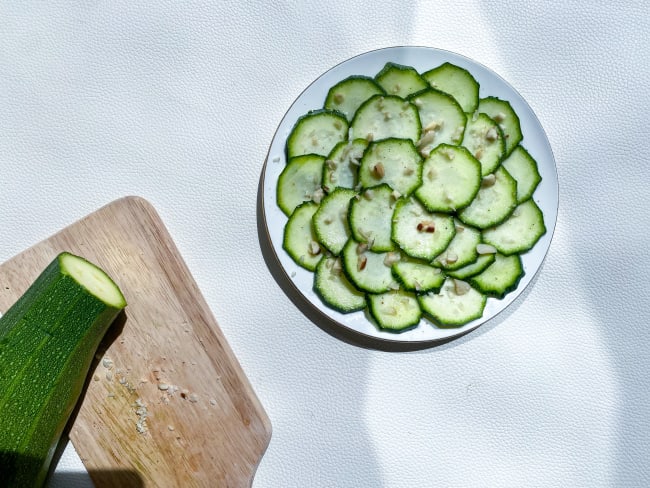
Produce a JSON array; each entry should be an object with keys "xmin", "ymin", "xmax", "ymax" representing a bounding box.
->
[{"xmin": 277, "ymin": 60, "xmax": 546, "ymax": 333}]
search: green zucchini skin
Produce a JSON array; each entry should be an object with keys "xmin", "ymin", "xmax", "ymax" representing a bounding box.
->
[{"xmin": 0, "ymin": 252, "xmax": 126, "ymax": 487}]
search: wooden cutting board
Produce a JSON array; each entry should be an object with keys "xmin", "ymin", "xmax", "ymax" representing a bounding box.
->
[{"xmin": 0, "ymin": 196, "xmax": 271, "ymax": 487}]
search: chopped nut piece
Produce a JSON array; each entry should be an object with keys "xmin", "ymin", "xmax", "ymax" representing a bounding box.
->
[
  {"xmin": 312, "ymin": 187, "xmax": 325, "ymax": 204},
  {"xmin": 326, "ymin": 159, "xmax": 337, "ymax": 170},
  {"xmin": 366, "ymin": 133, "xmax": 374, "ymax": 142},
  {"xmin": 454, "ymin": 279, "xmax": 471, "ymax": 296},
  {"xmin": 333, "ymin": 93, "xmax": 344, "ymax": 104},
  {"xmin": 476, "ymin": 243, "xmax": 497, "ymax": 254},
  {"xmin": 494, "ymin": 112, "xmax": 506, "ymax": 123},
  {"xmin": 475, "ymin": 148, "xmax": 484, "ymax": 160},
  {"xmin": 455, "ymin": 224, "xmax": 465, "ymax": 233},
  {"xmin": 363, "ymin": 189, "xmax": 374, "ymax": 200},
  {"xmin": 417, "ymin": 130, "xmax": 436, "ymax": 149},
  {"xmin": 373, "ymin": 162, "xmax": 385, "ymax": 178},
  {"xmin": 383, "ymin": 252, "xmax": 400, "ymax": 267},
  {"xmin": 356, "ymin": 242, "xmax": 369, "ymax": 254},
  {"xmin": 391, "ymin": 189, "xmax": 401, "ymax": 200},
  {"xmin": 403, "ymin": 167, "xmax": 415, "ymax": 176},
  {"xmin": 485, "ymin": 127, "xmax": 498, "ymax": 142},
  {"xmin": 445, "ymin": 252, "xmax": 458, "ymax": 264},
  {"xmin": 357, "ymin": 255, "xmax": 368, "ymax": 271},
  {"xmin": 417, "ymin": 221, "xmax": 436, "ymax": 233},
  {"xmin": 308, "ymin": 241, "xmax": 321, "ymax": 256},
  {"xmin": 481, "ymin": 174, "xmax": 496, "ymax": 187}
]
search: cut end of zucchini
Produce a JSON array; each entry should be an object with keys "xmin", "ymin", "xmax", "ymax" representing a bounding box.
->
[{"xmin": 60, "ymin": 253, "xmax": 127, "ymax": 309}]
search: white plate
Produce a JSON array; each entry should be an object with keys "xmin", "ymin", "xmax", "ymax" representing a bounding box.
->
[{"xmin": 260, "ymin": 46, "xmax": 558, "ymax": 345}]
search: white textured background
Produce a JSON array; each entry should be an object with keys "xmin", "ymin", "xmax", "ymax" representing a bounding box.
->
[{"xmin": 1, "ymin": 1, "xmax": 649, "ymax": 487}]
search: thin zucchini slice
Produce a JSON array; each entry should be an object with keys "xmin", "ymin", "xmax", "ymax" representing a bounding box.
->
[
  {"xmin": 391, "ymin": 258, "xmax": 446, "ymax": 293},
  {"xmin": 323, "ymin": 138, "xmax": 367, "ymax": 192},
  {"xmin": 277, "ymin": 154, "xmax": 325, "ymax": 216},
  {"xmin": 408, "ymin": 88, "xmax": 467, "ymax": 155},
  {"xmin": 501, "ymin": 146, "xmax": 542, "ymax": 203},
  {"xmin": 375, "ymin": 62, "xmax": 429, "ymax": 98},
  {"xmin": 348, "ymin": 184, "xmax": 397, "ymax": 252},
  {"xmin": 458, "ymin": 166, "xmax": 518, "ymax": 229},
  {"xmin": 312, "ymin": 187, "xmax": 356, "ymax": 255},
  {"xmin": 358, "ymin": 138, "xmax": 423, "ymax": 196},
  {"xmin": 446, "ymin": 253, "xmax": 496, "ymax": 280},
  {"xmin": 469, "ymin": 253, "xmax": 524, "ymax": 298},
  {"xmin": 314, "ymin": 256, "xmax": 366, "ymax": 313},
  {"xmin": 462, "ymin": 112, "xmax": 506, "ymax": 176},
  {"xmin": 481, "ymin": 198, "xmax": 546, "ymax": 255},
  {"xmin": 283, "ymin": 201, "xmax": 323, "ymax": 271},
  {"xmin": 432, "ymin": 220, "xmax": 482, "ymax": 270},
  {"xmin": 421, "ymin": 62, "xmax": 480, "ymax": 113},
  {"xmin": 341, "ymin": 238, "xmax": 397, "ymax": 294},
  {"xmin": 418, "ymin": 278, "xmax": 487, "ymax": 327},
  {"xmin": 350, "ymin": 94, "xmax": 421, "ymax": 143},
  {"xmin": 286, "ymin": 109, "xmax": 349, "ymax": 159},
  {"xmin": 478, "ymin": 97, "xmax": 522, "ymax": 156},
  {"xmin": 367, "ymin": 290, "xmax": 422, "ymax": 332},
  {"xmin": 324, "ymin": 75, "xmax": 385, "ymax": 122},
  {"xmin": 415, "ymin": 144, "xmax": 482, "ymax": 213},
  {"xmin": 391, "ymin": 197, "xmax": 456, "ymax": 261}
]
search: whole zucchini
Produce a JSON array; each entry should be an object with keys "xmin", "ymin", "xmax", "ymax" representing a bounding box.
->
[{"xmin": 0, "ymin": 252, "xmax": 127, "ymax": 487}]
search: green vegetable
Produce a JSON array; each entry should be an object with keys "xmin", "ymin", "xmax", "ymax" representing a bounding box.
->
[
  {"xmin": 279, "ymin": 60, "xmax": 546, "ymax": 330},
  {"xmin": 0, "ymin": 252, "xmax": 126, "ymax": 487}
]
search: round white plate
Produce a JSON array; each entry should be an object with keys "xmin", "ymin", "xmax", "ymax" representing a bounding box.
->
[{"xmin": 260, "ymin": 46, "xmax": 558, "ymax": 345}]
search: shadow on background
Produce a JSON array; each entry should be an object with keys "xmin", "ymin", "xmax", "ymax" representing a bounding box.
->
[{"xmin": 49, "ymin": 469, "xmax": 144, "ymax": 488}]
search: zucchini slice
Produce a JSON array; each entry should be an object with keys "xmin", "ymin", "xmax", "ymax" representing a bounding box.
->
[
  {"xmin": 277, "ymin": 154, "xmax": 325, "ymax": 216},
  {"xmin": 469, "ymin": 253, "xmax": 524, "ymax": 298},
  {"xmin": 457, "ymin": 166, "xmax": 518, "ymax": 229},
  {"xmin": 477, "ymin": 97, "xmax": 522, "ymax": 156},
  {"xmin": 0, "ymin": 253, "xmax": 126, "ymax": 487},
  {"xmin": 432, "ymin": 220, "xmax": 482, "ymax": 270},
  {"xmin": 446, "ymin": 253, "xmax": 496, "ymax": 280},
  {"xmin": 367, "ymin": 289, "xmax": 422, "ymax": 332},
  {"xmin": 312, "ymin": 187, "xmax": 356, "ymax": 256},
  {"xmin": 391, "ymin": 197, "xmax": 456, "ymax": 261},
  {"xmin": 351, "ymin": 94, "xmax": 421, "ymax": 143},
  {"xmin": 501, "ymin": 146, "xmax": 542, "ymax": 203},
  {"xmin": 324, "ymin": 75, "xmax": 385, "ymax": 122},
  {"xmin": 375, "ymin": 62, "xmax": 429, "ymax": 98},
  {"xmin": 415, "ymin": 144, "xmax": 482, "ymax": 213},
  {"xmin": 418, "ymin": 277, "xmax": 486, "ymax": 327},
  {"xmin": 341, "ymin": 238, "xmax": 397, "ymax": 294},
  {"xmin": 323, "ymin": 138, "xmax": 367, "ymax": 192},
  {"xmin": 283, "ymin": 201, "xmax": 323, "ymax": 271},
  {"xmin": 421, "ymin": 62, "xmax": 480, "ymax": 113},
  {"xmin": 348, "ymin": 184, "xmax": 397, "ymax": 252},
  {"xmin": 408, "ymin": 88, "xmax": 467, "ymax": 155},
  {"xmin": 462, "ymin": 112, "xmax": 506, "ymax": 176},
  {"xmin": 314, "ymin": 256, "xmax": 366, "ymax": 313},
  {"xmin": 481, "ymin": 198, "xmax": 547, "ymax": 255},
  {"xmin": 286, "ymin": 109, "xmax": 349, "ymax": 159},
  {"xmin": 391, "ymin": 258, "xmax": 446, "ymax": 293},
  {"xmin": 358, "ymin": 138, "xmax": 423, "ymax": 196}
]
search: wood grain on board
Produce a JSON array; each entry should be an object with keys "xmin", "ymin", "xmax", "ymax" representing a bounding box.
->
[{"xmin": 0, "ymin": 196, "xmax": 271, "ymax": 487}]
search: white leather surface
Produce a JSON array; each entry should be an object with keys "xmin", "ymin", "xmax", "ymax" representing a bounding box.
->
[{"xmin": 2, "ymin": 1, "xmax": 649, "ymax": 487}]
